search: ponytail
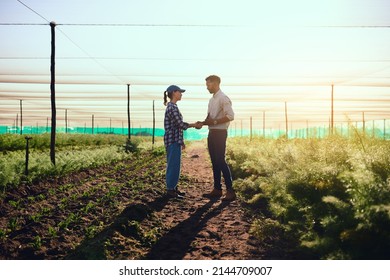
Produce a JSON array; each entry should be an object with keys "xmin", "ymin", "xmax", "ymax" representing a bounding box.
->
[
  {"xmin": 163, "ymin": 91, "xmax": 173, "ymax": 106},
  {"xmin": 163, "ymin": 91, "xmax": 168, "ymax": 106}
]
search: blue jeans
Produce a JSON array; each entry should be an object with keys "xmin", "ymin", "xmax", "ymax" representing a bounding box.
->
[
  {"xmin": 207, "ymin": 129, "xmax": 233, "ymax": 190},
  {"xmin": 166, "ymin": 143, "xmax": 182, "ymax": 190}
]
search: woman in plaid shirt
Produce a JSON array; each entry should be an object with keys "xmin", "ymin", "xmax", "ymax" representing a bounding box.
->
[{"xmin": 163, "ymin": 85, "xmax": 201, "ymax": 199}]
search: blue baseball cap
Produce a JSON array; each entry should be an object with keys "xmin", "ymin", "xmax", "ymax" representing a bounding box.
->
[{"xmin": 166, "ymin": 85, "xmax": 185, "ymax": 93}]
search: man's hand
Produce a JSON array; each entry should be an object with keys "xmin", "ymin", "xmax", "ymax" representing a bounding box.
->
[
  {"xmin": 195, "ymin": 121, "xmax": 203, "ymax": 129},
  {"xmin": 202, "ymin": 118, "xmax": 214, "ymax": 126}
]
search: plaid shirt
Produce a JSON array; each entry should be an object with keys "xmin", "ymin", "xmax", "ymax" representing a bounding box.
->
[{"xmin": 164, "ymin": 102, "xmax": 189, "ymax": 148}]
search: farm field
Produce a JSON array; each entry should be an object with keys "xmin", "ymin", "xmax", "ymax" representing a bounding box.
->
[
  {"xmin": 0, "ymin": 134, "xmax": 277, "ymax": 260},
  {"xmin": 0, "ymin": 133, "xmax": 389, "ymax": 259}
]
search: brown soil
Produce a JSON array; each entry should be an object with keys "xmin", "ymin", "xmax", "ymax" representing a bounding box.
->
[
  {"xmin": 146, "ymin": 142, "xmax": 260, "ymax": 259},
  {"xmin": 0, "ymin": 142, "xmax": 300, "ymax": 260}
]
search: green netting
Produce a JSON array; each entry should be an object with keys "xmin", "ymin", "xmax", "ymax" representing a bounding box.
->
[{"xmin": 1, "ymin": 122, "xmax": 389, "ymax": 140}]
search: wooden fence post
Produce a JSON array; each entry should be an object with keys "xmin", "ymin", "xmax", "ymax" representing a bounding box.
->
[
  {"xmin": 127, "ymin": 84, "xmax": 131, "ymax": 140},
  {"xmin": 50, "ymin": 21, "xmax": 56, "ymax": 165},
  {"xmin": 285, "ymin": 102, "xmax": 288, "ymax": 139}
]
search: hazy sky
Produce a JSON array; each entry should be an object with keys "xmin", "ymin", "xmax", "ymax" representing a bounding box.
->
[{"xmin": 1, "ymin": 0, "xmax": 389, "ymax": 131}]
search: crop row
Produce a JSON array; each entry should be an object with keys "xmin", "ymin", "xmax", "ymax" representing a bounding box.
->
[
  {"xmin": 0, "ymin": 146, "xmax": 132, "ymax": 190},
  {"xmin": 0, "ymin": 148, "xmax": 167, "ymax": 259},
  {"xmin": 0, "ymin": 133, "xmax": 130, "ymax": 152},
  {"xmin": 0, "ymin": 134, "xmax": 161, "ymax": 191}
]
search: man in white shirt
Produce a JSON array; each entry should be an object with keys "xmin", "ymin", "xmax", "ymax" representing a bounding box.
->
[{"xmin": 200, "ymin": 75, "xmax": 236, "ymax": 201}]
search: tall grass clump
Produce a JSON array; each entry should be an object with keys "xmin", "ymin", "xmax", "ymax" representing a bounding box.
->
[{"xmin": 228, "ymin": 134, "xmax": 390, "ymax": 259}]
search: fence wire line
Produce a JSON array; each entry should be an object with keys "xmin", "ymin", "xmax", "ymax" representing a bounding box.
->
[
  {"xmin": 16, "ymin": 0, "xmax": 50, "ymax": 23},
  {"xmin": 14, "ymin": 0, "xmax": 128, "ymax": 85}
]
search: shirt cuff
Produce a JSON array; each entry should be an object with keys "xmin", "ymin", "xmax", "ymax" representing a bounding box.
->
[{"xmin": 183, "ymin": 122, "xmax": 190, "ymax": 130}]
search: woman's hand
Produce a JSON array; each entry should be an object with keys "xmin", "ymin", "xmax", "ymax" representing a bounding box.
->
[
  {"xmin": 195, "ymin": 121, "xmax": 203, "ymax": 129},
  {"xmin": 190, "ymin": 122, "xmax": 203, "ymax": 129}
]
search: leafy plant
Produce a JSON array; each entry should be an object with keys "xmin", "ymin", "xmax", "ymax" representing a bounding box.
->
[
  {"xmin": 29, "ymin": 213, "xmax": 42, "ymax": 223},
  {"xmin": 85, "ymin": 225, "xmax": 98, "ymax": 239},
  {"xmin": 58, "ymin": 213, "xmax": 81, "ymax": 230},
  {"xmin": 123, "ymin": 138, "xmax": 139, "ymax": 154},
  {"xmin": 8, "ymin": 217, "xmax": 19, "ymax": 232},
  {"xmin": 48, "ymin": 226, "xmax": 58, "ymax": 238},
  {"xmin": 8, "ymin": 199, "xmax": 22, "ymax": 210},
  {"xmin": 0, "ymin": 228, "xmax": 7, "ymax": 240},
  {"xmin": 31, "ymin": 235, "xmax": 42, "ymax": 250},
  {"xmin": 83, "ymin": 201, "xmax": 96, "ymax": 214}
]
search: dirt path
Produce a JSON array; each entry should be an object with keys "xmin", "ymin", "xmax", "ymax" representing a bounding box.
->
[{"xmin": 145, "ymin": 142, "xmax": 262, "ymax": 259}]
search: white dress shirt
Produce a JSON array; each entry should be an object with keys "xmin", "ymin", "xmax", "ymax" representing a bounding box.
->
[{"xmin": 207, "ymin": 89, "xmax": 234, "ymax": 130}]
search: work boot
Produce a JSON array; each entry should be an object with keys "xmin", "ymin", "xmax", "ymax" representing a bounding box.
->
[
  {"xmin": 203, "ymin": 188, "xmax": 222, "ymax": 199},
  {"xmin": 221, "ymin": 189, "xmax": 236, "ymax": 202},
  {"xmin": 175, "ymin": 187, "xmax": 185, "ymax": 196},
  {"xmin": 166, "ymin": 190, "xmax": 184, "ymax": 199}
]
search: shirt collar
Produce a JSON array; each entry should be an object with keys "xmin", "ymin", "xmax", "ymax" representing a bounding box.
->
[{"xmin": 212, "ymin": 89, "xmax": 222, "ymax": 98}]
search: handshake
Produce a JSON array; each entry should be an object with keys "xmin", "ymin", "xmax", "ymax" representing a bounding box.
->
[
  {"xmin": 191, "ymin": 118, "xmax": 216, "ymax": 129},
  {"xmin": 193, "ymin": 121, "xmax": 204, "ymax": 130}
]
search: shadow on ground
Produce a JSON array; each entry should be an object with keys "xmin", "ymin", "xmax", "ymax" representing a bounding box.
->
[
  {"xmin": 66, "ymin": 195, "xmax": 170, "ymax": 259},
  {"xmin": 145, "ymin": 199, "xmax": 230, "ymax": 259}
]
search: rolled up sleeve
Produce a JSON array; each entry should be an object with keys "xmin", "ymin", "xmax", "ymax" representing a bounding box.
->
[{"xmin": 222, "ymin": 96, "xmax": 234, "ymax": 121}]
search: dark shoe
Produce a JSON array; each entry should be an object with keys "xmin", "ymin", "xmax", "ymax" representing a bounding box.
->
[
  {"xmin": 203, "ymin": 188, "xmax": 222, "ymax": 199},
  {"xmin": 175, "ymin": 187, "xmax": 185, "ymax": 196},
  {"xmin": 221, "ymin": 190, "xmax": 236, "ymax": 202},
  {"xmin": 166, "ymin": 190, "xmax": 184, "ymax": 199}
]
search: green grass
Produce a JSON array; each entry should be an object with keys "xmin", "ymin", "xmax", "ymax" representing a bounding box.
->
[
  {"xmin": 0, "ymin": 146, "xmax": 130, "ymax": 191},
  {"xmin": 0, "ymin": 134, "xmax": 164, "ymax": 192},
  {"xmin": 0, "ymin": 133, "xmax": 130, "ymax": 151},
  {"xmin": 228, "ymin": 134, "xmax": 390, "ymax": 259}
]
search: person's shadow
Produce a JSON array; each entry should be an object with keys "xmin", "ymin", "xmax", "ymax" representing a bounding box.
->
[
  {"xmin": 65, "ymin": 195, "xmax": 170, "ymax": 259},
  {"xmin": 144, "ymin": 199, "xmax": 230, "ymax": 259}
]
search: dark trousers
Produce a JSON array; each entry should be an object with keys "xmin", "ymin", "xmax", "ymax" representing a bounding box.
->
[{"xmin": 207, "ymin": 129, "xmax": 233, "ymax": 190}]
